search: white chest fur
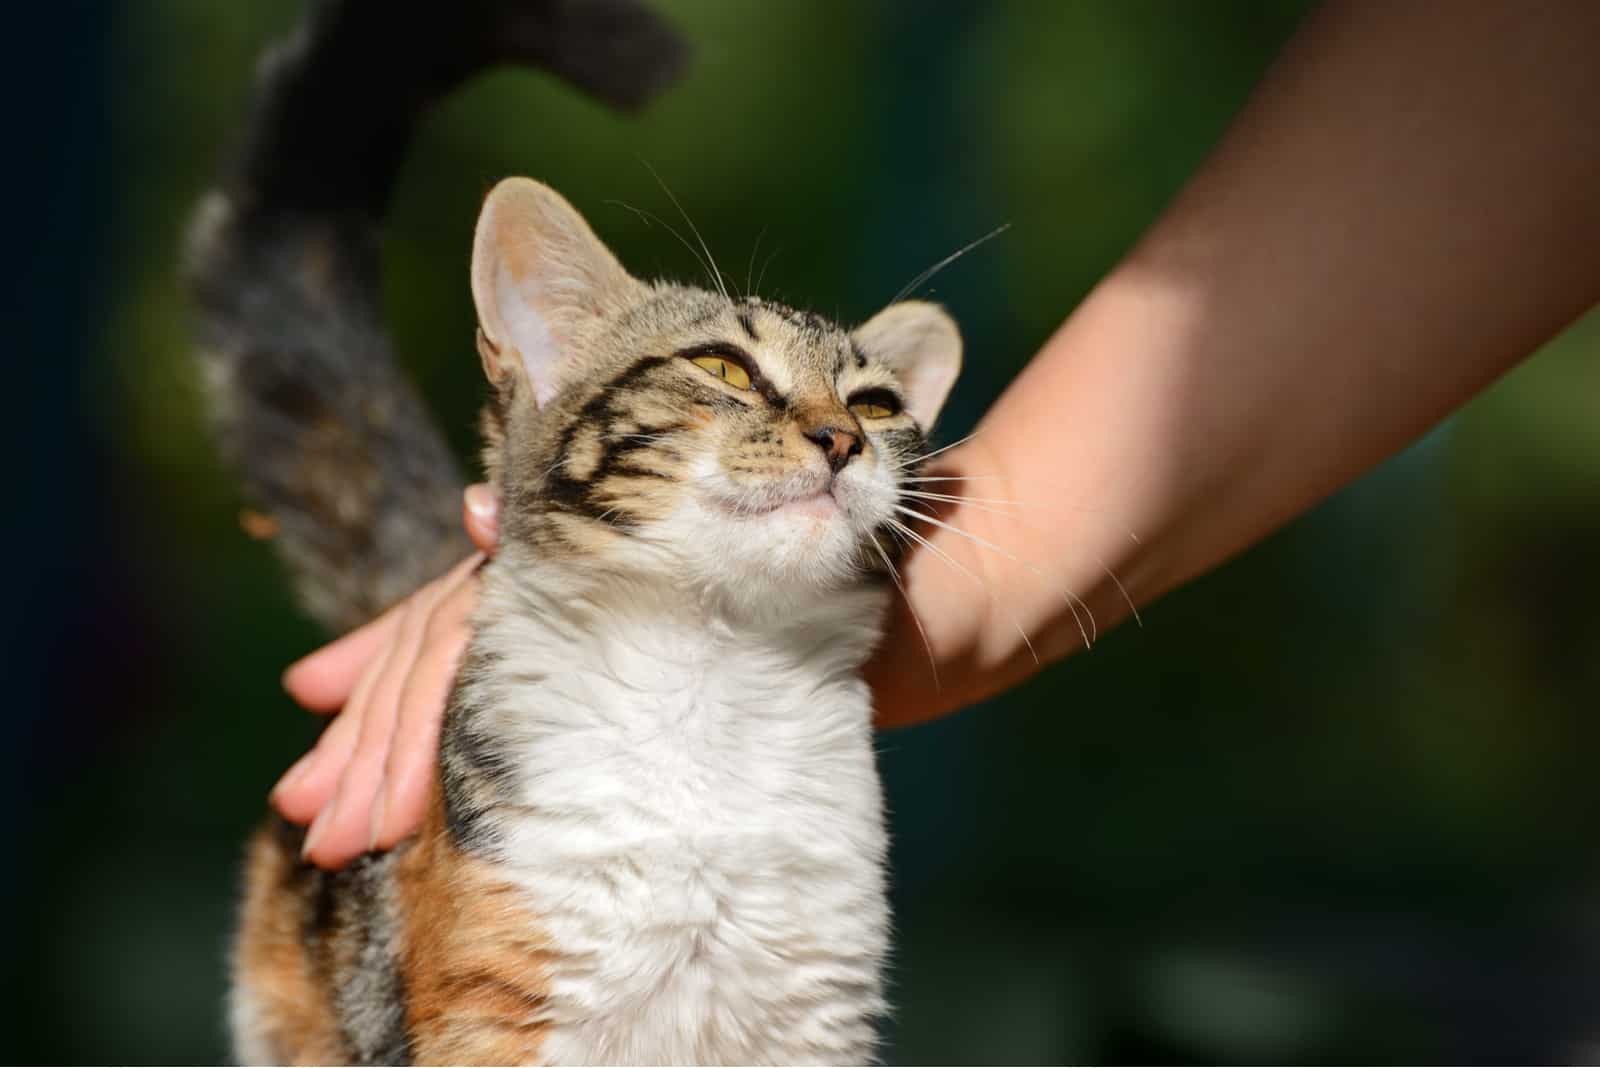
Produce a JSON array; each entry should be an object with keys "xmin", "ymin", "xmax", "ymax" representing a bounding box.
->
[{"xmin": 457, "ymin": 570, "xmax": 891, "ymax": 1065}]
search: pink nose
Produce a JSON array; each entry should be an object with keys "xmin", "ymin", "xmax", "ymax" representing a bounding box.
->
[{"xmin": 803, "ymin": 425, "xmax": 862, "ymax": 473}]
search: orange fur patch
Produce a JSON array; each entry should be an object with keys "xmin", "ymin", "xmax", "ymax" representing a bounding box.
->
[
  {"xmin": 396, "ymin": 789, "xmax": 557, "ymax": 1064},
  {"xmin": 233, "ymin": 826, "xmax": 346, "ymax": 1063}
]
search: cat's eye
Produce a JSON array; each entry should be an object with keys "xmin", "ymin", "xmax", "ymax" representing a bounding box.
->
[
  {"xmin": 689, "ymin": 355, "xmax": 753, "ymax": 390},
  {"xmin": 847, "ymin": 390, "xmax": 901, "ymax": 420}
]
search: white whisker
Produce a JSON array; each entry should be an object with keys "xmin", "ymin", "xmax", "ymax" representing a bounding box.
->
[
  {"xmin": 899, "ymin": 490, "xmax": 1142, "ymax": 626},
  {"xmin": 898, "ymin": 475, "xmax": 1143, "ymax": 545},
  {"xmin": 890, "ymin": 223, "xmax": 1012, "ymax": 305},
  {"xmin": 900, "ymin": 489, "xmax": 1030, "ymax": 510},
  {"xmin": 642, "ymin": 160, "xmax": 730, "ymax": 303},
  {"xmin": 606, "ymin": 199, "xmax": 720, "ymax": 296},
  {"xmin": 867, "ymin": 532, "xmax": 939, "ymax": 692},
  {"xmin": 753, "ymin": 243, "xmax": 781, "ymax": 295},
  {"xmin": 895, "ymin": 503, "xmax": 1096, "ymax": 648},
  {"xmin": 745, "ymin": 227, "xmax": 768, "ymax": 298},
  {"xmin": 884, "ymin": 516, "xmax": 1040, "ymax": 666},
  {"xmin": 892, "ymin": 429, "xmax": 981, "ymax": 471}
]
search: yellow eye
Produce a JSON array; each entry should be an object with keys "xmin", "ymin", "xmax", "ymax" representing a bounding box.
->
[
  {"xmin": 689, "ymin": 355, "xmax": 752, "ymax": 390},
  {"xmin": 849, "ymin": 401, "xmax": 896, "ymax": 420}
]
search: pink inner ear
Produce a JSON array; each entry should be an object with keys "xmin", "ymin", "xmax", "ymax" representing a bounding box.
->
[
  {"xmin": 853, "ymin": 302, "xmax": 962, "ymax": 429},
  {"xmin": 898, "ymin": 358, "xmax": 952, "ymax": 428},
  {"xmin": 495, "ymin": 263, "xmax": 561, "ymax": 408}
]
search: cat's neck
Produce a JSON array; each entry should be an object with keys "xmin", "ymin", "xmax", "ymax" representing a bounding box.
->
[
  {"xmin": 480, "ymin": 544, "xmax": 889, "ymax": 687},
  {"xmin": 442, "ymin": 549, "xmax": 890, "ymax": 846}
]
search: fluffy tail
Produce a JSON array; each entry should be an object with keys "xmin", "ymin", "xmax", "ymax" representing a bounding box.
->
[{"xmin": 185, "ymin": 0, "xmax": 686, "ymax": 632}]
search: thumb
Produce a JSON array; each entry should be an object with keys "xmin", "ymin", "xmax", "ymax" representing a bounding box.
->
[{"xmin": 463, "ymin": 484, "xmax": 500, "ymax": 554}]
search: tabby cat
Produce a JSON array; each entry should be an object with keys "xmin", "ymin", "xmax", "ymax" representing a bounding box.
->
[{"xmin": 188, "ymin": 1, "xmax": 961, "ymax": 1063}]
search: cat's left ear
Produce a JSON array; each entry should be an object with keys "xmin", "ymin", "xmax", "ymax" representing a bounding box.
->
[
  {"xmin": 852, "ymin": 301, "xmax": 962, "ymax": 429},
  {"xmin": 471, "ymin": 177, "xmax": 642, "ymax": 407}
]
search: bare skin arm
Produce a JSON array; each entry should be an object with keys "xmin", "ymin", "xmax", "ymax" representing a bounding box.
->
[
  {"xmin": 872, "ymin": 0, "xmax": 1600, "ymax": 722},
  {"xmin": 280, "ymin": 0, "xmax": 1600, "ymax": 867}
]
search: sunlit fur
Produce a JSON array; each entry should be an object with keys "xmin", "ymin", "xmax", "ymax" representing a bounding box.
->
[
  {"xmin": 487, "ymin": 286, "xmax": 932, "ymax": 610},
  {"xmin": 228, "ymin": 178, "xmax": 963, "ymax": 1065},
  {"xmin": 188, "ymin": 5, "xmax": 974, "ymax": 1061}
]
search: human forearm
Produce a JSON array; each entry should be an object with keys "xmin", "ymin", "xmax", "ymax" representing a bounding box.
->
[{"xmin": 871, "ymin": 0, "xmax": 1600, "ymax": 725}]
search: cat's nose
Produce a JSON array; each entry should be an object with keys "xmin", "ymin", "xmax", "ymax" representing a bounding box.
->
[{"xmin": 803, "ymin": 425, "xmax": 862, "ymax": 474}]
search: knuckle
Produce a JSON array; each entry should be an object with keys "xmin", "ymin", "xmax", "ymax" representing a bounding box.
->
[{"xmin": 424, "ymin": 592, "xmax": 472, "ymax": 640}]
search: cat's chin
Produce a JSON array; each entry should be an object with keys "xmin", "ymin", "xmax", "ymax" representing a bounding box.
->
[{"xmin": 637, "ymin": 498, "xmax": 869, "ymax": 606}]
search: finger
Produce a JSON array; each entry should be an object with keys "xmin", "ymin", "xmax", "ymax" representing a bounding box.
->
[
  {"xmin": 270, "ymin": 680, "xmax": 369, "ymax": 824},
  {"xmin": 281, "ymin": 604, "xmax": 404, "ymax": 839},
  {"xmin": 371, "ymin": 575, "xmax": 479, "ymax": 849},
  {"xmin": 283, "ymin": 608, "xmax": 404, "ymax": 713},
  {"xmin": 278, "ymin": 556, "xmax": 483, "ymax": 831},
  {"xmin": 463, "ymin": 484, "xmax": 500, "ymax": 554},
  {"xmin": 307, "ymin": 589, "xmax": 440, "ymax": 868},
  {"xmin": 283, "ymin": 550, "xmax": 484, "ymax": 711},
  {"xmin": 305, "ymin": 551, "xmax": 484, "ymax": 865}
]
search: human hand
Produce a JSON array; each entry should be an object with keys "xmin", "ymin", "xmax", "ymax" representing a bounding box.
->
[
  {"xmin": 271, "ymin": 445, "xmax": 1114, "ymax": 866},
  {"xmin": 272, "ymin": 485, "xmax": 500, "ymax": 868}
]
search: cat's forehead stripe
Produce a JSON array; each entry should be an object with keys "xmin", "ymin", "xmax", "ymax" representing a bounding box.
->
[{"xmin": 735, "ymin": 308, "xmax": 759, "ymax": 342}]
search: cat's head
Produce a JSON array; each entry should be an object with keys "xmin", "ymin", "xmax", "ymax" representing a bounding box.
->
[{"xmin": 470, "ymin": 177, "xmax": 960, "ymax": 606}]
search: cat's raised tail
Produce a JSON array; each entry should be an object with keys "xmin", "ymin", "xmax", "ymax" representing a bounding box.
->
[{"xmin": 184, "ymin": 0, "xmax": 686, "ymax": 632}]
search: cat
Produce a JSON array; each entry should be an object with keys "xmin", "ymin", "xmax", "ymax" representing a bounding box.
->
[{"xmin": 186, "ymin": 1, "xmax": 961, "ymax": 1063}]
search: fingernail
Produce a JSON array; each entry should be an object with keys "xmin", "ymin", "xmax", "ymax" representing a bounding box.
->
[
  {"xmin": 464, "ymin": 484, "xmax": 497, "ymax": 521},
  {"xmin": 281, "ymin": 659, "xmax": 308, "ymax": 694},
  {"xmin": 272, "ymin": 754, "xmax": 314, "ymax": 800},
  {"xmin": 367, "ymin": 792, "xmax": 386, "ymax": 853},
  {"xmin": 302, "ymin": 805, "xmax": 331, "ymax": 860}
]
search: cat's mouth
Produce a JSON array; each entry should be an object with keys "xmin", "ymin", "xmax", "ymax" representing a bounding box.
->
[
  {"xmin": 763, "ymin": 489, "xmax": 838, "ymax": 518},
  {"xmin": 703, "ymin": 470, "xmax": 844, "ymax": 520},
  {"xmin": 720, "ymin": 487, "xmax": 840, "ymax": 520}
]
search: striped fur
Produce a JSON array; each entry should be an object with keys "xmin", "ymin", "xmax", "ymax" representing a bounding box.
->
[
  {"xmin": 185, "ymin": 0, "xmax": 686, "ymax": 631},
  {"xmin": 196, "ymin": 4, "xmax": 965, "ymax": 1064},
  {"xmin": 229, "ymin": 236, "xmax": 962, "ymax": 1064}
]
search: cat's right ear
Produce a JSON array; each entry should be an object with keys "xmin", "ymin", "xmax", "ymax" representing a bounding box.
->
[{"xmin": 471, "ymin": 177, "xmax": 640, "ymax": 407}]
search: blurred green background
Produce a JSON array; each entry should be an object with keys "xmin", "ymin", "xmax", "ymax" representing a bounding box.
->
[{"xmin": 11, "ymin": 0, "xmax": 1600, "ymax": 1062}]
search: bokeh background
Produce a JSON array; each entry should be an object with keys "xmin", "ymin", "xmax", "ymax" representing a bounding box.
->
[{"xmin": 11, "ymin": 0, "xmax": 1600, "ymax": 1061}]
